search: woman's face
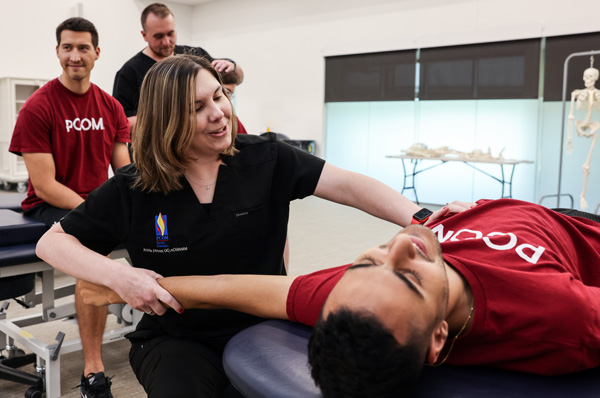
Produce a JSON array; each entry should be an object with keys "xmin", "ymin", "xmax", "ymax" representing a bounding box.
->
[{"xmin": 189, "ymin": 68, "xmax": 233, "ymax": 159}]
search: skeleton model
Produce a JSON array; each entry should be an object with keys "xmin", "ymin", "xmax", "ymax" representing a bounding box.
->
[{"xmin": 567, "ymin": 62, "xmax": 600, "ymax": 210}]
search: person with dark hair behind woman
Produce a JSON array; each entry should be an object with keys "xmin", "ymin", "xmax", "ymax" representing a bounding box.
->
[
  {"xmin": 37, "ymin": 54, "xmax": 430, "ymax": 397},
  {"xmin": 113, "ymin": 2, "xmax": 244, "ymax": 135}
]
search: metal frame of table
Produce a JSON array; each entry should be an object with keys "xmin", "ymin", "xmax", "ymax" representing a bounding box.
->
[{"xmin": 386, "ymin": 155, "xmax": 533, "ymax": 204}]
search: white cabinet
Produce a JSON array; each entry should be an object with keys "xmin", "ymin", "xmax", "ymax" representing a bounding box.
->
[{"xmin": 0, "ymin": 77, "xmax": 47, "ymax": 192}]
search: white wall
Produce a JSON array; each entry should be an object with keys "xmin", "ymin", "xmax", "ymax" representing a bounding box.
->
[
  {"xmin": 191, "ymin": 0, "xmax": 600, "ymax": 155},
  {"xmin": 3, "ymin": 0, "xmax": 600, "ymax": 155},
  {"xmin": 0, "ymin": 0, "xmax": 193, "ymax": 93}
]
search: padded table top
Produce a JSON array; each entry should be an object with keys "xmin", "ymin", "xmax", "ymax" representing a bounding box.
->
[
  {"xmin": 0, "ymin": 209, "xmax": 47, "ymax": 247},
  {"xmin": 0, "ymin": 193, "xmax": 26, "ymax": 212}
]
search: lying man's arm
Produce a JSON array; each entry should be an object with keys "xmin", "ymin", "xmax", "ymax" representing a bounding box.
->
[{"xmin": 80, "ymin": 274, "xmax": 295, "ymax": 320}]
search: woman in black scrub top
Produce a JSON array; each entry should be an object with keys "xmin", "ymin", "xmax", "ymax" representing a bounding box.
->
[{"xmin": 37, "ymin": 55, "xmax": 426, "ymax": 397}]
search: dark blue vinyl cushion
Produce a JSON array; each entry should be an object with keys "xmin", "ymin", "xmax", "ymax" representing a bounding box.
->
[
  {"xmin": 223, "ymin": 320, "xmax": 600, "ymax": 398},
  {"xmin": 0, "ymin": 243, "xmax": 40, "ymax": 267},
  {"xmin": 0, "ymin": 210, "xmax": 47, "ymax": 299},
  {"xmin": 0, "ymin": 209, "xmax": 47, "ymax": 247},
  {"xmin": 0, "ymin": 193, "xmax": 26, "ymax": 212},
  {"xmin": 224, "ymin": 320, "xmax": 322, "ymax": 398}
]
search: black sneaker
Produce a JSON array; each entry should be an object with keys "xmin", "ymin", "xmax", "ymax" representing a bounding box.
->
[{"xmin": 79, "ymin": 372, "xmax": 114, "ymax": 398}]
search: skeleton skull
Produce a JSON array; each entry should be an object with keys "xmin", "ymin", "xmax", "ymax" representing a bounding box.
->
[{"xmin": 583, "ymin": 68, "xmax": 599, "ymax": 89}]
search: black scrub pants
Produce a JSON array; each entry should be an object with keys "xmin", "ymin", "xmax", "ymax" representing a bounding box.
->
[
  {"xmin": 25, "ymin": 202, "xmax": 70, "ymax": 226},
  {"xmin": 129, "ymin": 335, "xmax": 243, "ymax": 398}
]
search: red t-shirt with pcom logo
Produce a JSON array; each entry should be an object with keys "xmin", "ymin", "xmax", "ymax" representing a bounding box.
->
[
  {"xmin": 286, "ymin": 264, "xmax": 349, "ymax": 326},
  {"xmin": 287, "ymin": 199, "xmax": 600, "ymax": 375},
  {"xmin": 9, "ymin": 78, "xmax": 130, "ymax": 211}
]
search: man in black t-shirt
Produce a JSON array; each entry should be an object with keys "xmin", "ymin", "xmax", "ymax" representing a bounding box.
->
[{"xmin": 113, "ymin": 2, "xmax": 244, "ymax": 132}]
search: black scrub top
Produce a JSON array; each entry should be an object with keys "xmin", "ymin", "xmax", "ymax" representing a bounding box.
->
[{"xmin": 61, "ymin": 133, "xmax": 325, "ymax": 343}]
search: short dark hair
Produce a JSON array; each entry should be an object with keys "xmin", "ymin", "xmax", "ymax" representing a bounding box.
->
[
  {"xmin": 220, "ymin": 70, "xmax": 238, "ymax": 85},
  {"xmin": 141, "ymin": 3, "xmax": 173, "ymax": 30},
  {"xmin": 56, "ymin": 17, "xmax": 99, "ymax": 48},
  {"xmin": 308, "ymin": 308, "xmax": 428, "ymax": 398}
]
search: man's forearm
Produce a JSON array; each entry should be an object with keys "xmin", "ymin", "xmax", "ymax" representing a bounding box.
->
[
  {"xmin": 81, "ymin": 274, "xmax": 295, "ymax": 319},
  {"xmin": 22, "ymin": 152, "xmax": 85, "ymax": 210},
  {"xmin": 34, "ymin": 180, "xmax": 84, "ymax": 210}
]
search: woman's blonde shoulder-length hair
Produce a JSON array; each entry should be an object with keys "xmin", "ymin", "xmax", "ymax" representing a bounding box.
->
[{"xmin": 132, "ymin": 54, "xmax": 238, "ymax": 194}]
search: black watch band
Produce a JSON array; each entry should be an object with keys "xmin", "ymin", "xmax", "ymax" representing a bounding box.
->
[{"xmin": 411, "ymin": 208, "xmax": 433, "ymax": 225}]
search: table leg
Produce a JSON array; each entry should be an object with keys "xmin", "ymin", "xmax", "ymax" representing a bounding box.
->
[{"xmin": 401, "ymin": 159, "xmax": 420, "ymax": 204}]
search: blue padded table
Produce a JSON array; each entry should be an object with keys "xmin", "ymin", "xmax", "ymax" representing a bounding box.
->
[
  {"xmin": 0, "ymin": 193, "xmax": 26, "ymax": 212},
  {"xmin": 224, "ymin": 319, "xmax": 321, "ymax": 398},
  {"xmin": 0, "ymin": 209, "xmax": 47, "ymax": 268},
  {"xmin": 0, "ymin": 209, "xmax": 140, "ymax": 397},
  {"xmin": 0, "ymin": 209, "xmax": 48, "ymax": 395},
  {"xmin": 223, "ymin": 320, "xmax": 600, "ymax": 398}
]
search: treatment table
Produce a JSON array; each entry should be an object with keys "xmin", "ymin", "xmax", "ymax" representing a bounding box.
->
[
  {"xmin": 223, "ymin": 319, "xmax": 600, "ymax": 398},
  {"xmin": 0, "ymin": 209, "xmax": 139, "ymax": 397}
]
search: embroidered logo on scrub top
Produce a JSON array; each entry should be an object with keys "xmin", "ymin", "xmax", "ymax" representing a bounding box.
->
[{"xmin": 155, "ymin": 212, "xmax": 169, "ymax": 248}]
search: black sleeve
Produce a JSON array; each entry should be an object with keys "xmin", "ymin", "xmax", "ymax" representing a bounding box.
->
[
  {"xmin": 60, "ymin": 176, "xmax": 131, "ymax": 255},
  {"xmin": 272, "ymin": 136, "xmax": 325, "ymax": 201},
  {"xmin": 113, "ymin": 67, "xmax": 139, "ymax": 118}
]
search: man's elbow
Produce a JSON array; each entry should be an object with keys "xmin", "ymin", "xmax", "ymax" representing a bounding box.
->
[{"xmin": 31, "ymin": 184, "xmax": 52, "ymax": 204}]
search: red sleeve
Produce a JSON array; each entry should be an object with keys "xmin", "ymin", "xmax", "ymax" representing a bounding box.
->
[
  {"xmin": 286, "ymin": 264, "xmax": 351, "ymax": 326},
  {"xmin": 111, "ymin": 97, "xmax": 131, "ymax": 144},
  {"xmin": 9, "ymin": 96, "xmax": 53, "ymax": 155},
  {"xmin": 236, "ymin": 116, "xmax": 248, "ymax": 134}
]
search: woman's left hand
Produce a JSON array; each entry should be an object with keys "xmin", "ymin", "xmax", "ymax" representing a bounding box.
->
[{"xmin": 425, "ymin": 200, "xmax": 477, "ymax": 226}]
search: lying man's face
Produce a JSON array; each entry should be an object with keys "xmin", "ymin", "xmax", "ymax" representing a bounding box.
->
[{"xmin": 322, "ymin": 225, "xmax": 450, "ymax": 346}]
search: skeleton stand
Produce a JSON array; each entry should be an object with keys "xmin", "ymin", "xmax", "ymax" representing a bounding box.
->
[{"xmin": 539, "ymin": 50, "xmax": 600, "ymax": 209}]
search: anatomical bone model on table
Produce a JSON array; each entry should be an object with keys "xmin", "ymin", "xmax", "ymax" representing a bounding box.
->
[
  {"xmin": 567, "ymin": 60, "xmax": 600, "ymax": 210},
  {"xmin": 403, "ymin": 143, "xmax": 506, "ymax": 161}
]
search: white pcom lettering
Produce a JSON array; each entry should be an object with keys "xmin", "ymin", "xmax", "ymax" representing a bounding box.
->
[
  {"xmin": 431, "ymin": 224, "xmax": 454, "ymax": 242},
  {"xmin": 431, "ymin": 223, "xmax": 546, "ymax": 264},
  {"xmin": 515, "ymin": 244, "xmax": 545, "ymax": 264},
  {"xmin": 450, "ymin": 229, "xmax": 482, "ymax": 241},
  {"xmin": 482, "ymin": 232, "xmax": 517, "ymax": 250},
  {"xmin": 65, "ymin": 117, "xmax": 104, "ymax": 133}
]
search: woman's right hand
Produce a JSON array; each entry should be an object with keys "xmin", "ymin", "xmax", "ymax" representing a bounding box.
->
[{"xmin": 111, "ymin": 267, "xmax": 184, "ymax": 316}]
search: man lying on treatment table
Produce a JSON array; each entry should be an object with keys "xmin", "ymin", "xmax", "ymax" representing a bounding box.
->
[{"xmin": 77, "ymin": 199, "xmax": 600, "ymax": 398}]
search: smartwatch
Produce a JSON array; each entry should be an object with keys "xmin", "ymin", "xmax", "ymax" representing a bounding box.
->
[{"xmin": 411, "ymin": 208, "xmax": 433, "ymax": 225}]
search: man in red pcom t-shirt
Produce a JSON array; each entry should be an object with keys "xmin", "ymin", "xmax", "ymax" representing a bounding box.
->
[
  {"xmin": 80, "ymin": 200, "xmax": 600, "ymax": 391},
  {"xmin": 9, "ymin": 17, "xmax": 130, "ymax": 397}
]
